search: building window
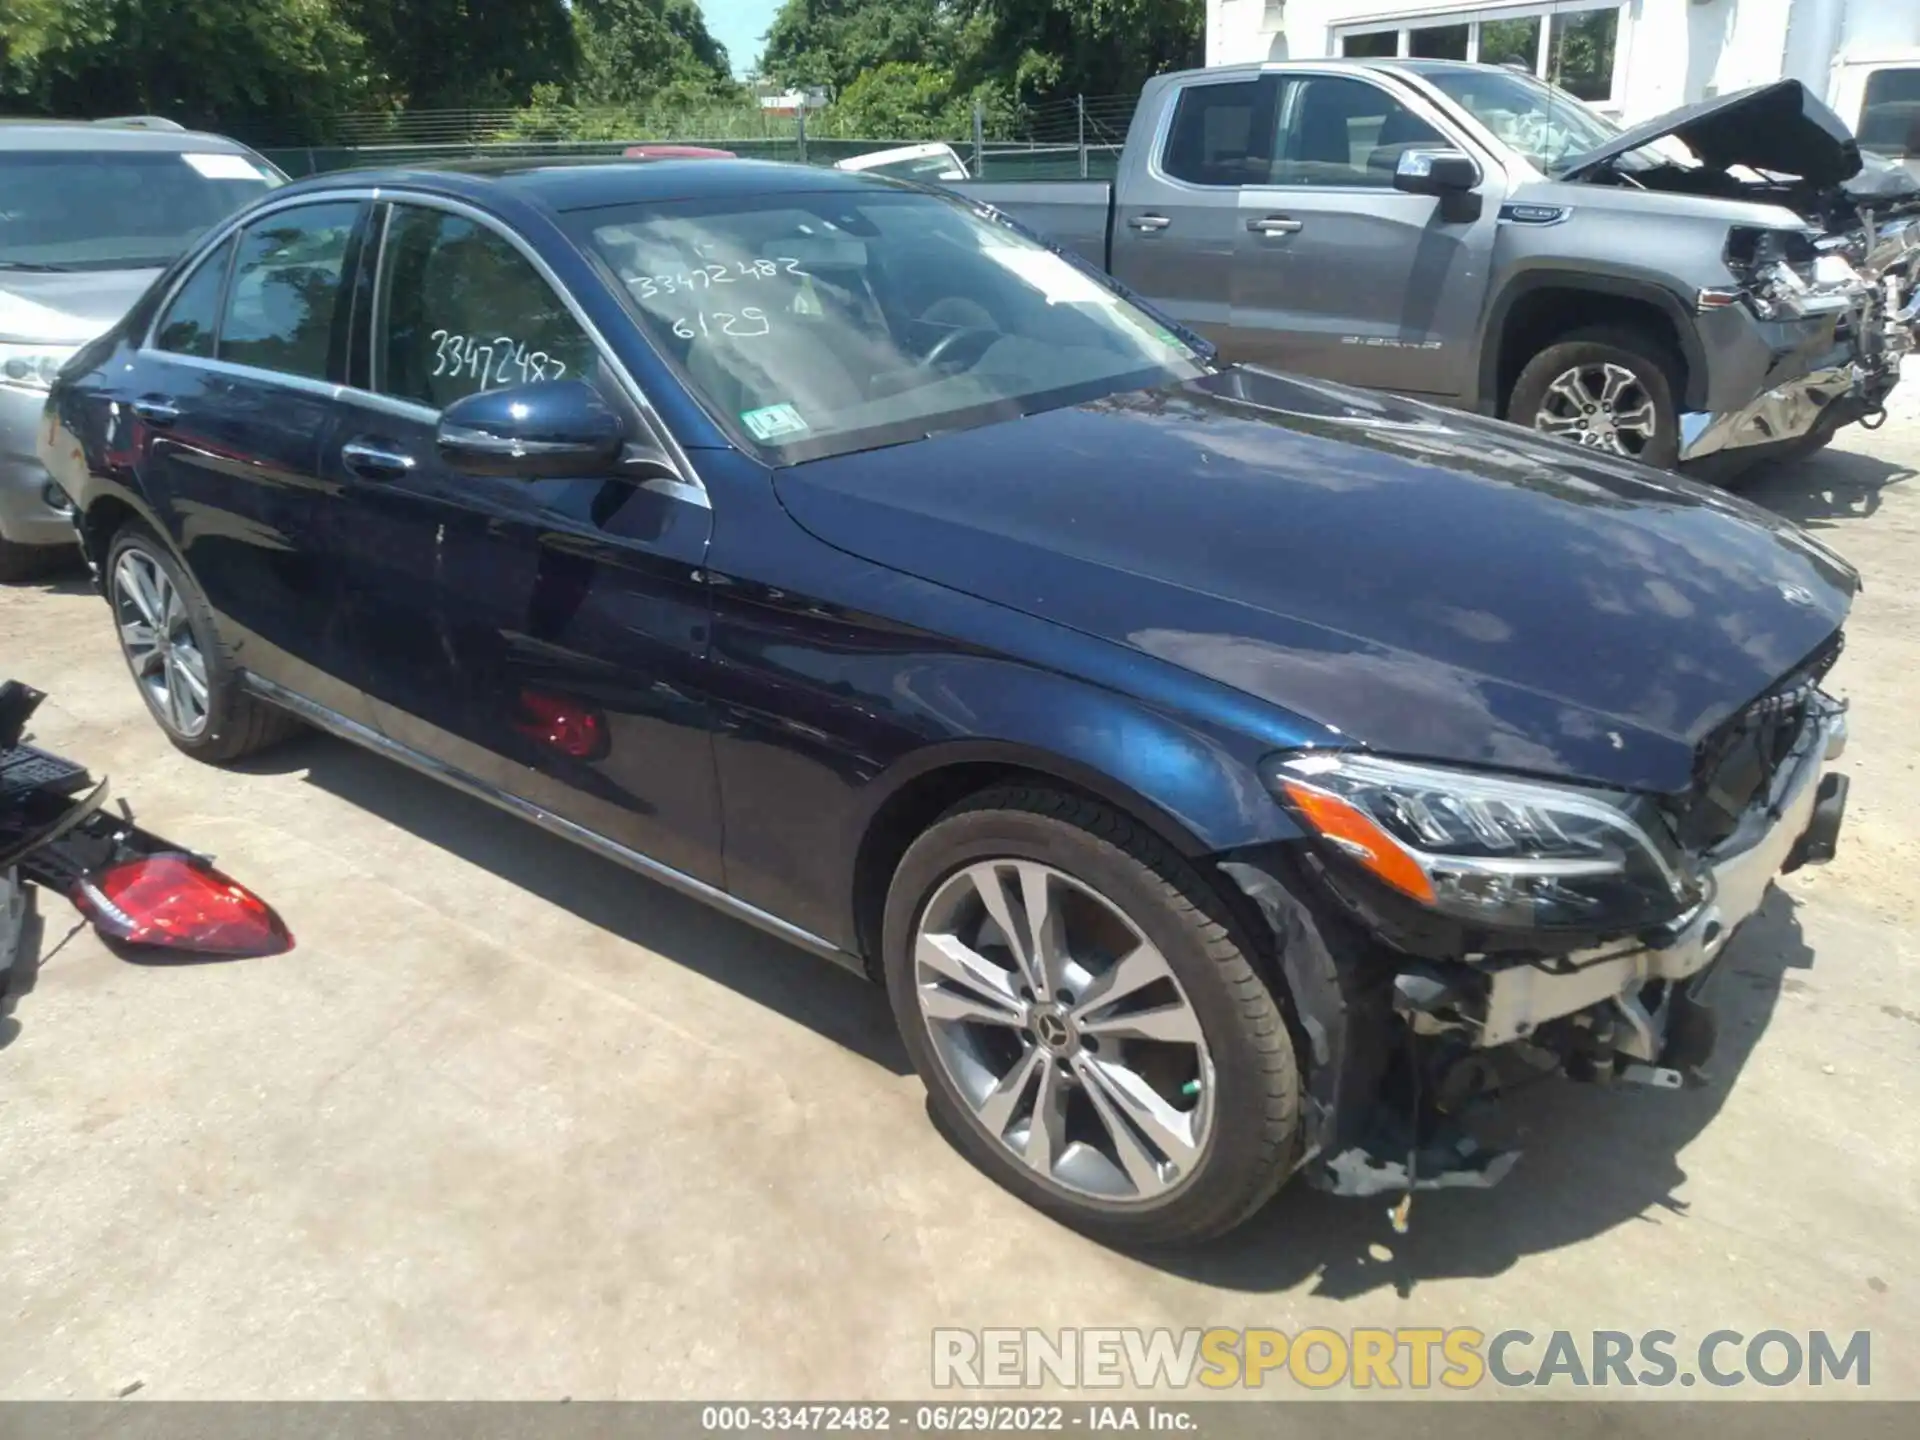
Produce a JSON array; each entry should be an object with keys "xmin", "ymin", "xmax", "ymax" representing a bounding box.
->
[
  {"xmin": 1409, "ymin": 24, "xmax": 1470, "ymax": 62},
  {"xmin": 1342, "ymin": 31, "xmax": 1400, "ymax": 59},
  {"xmin": 1334, "ymin": 3, "xmax": 1623, "ymax": 106},
  {"xmin": 1547, "ymin": 7, "xmax": 1618, "ymax": 102},
  {"xmin": 1477, "ymin": 16, "xmax": 1541, "ymax": 71}
]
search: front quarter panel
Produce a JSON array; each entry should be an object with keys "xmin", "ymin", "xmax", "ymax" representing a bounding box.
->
[{"xmin": 695, "ymin": 450, "xmax": 1330, "ymax": 952}]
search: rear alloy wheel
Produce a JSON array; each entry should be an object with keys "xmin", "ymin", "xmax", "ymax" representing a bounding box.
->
[
  {"xmin": 1507, "ymin": 326, "xmax": 1681, "ymax": 469},
  {"xmin": 113, "ymin": 548, "xmax": 212, "ymax": 740},
  {"xmin": 883, "ymin": 786, "xmax": 1299, "ymax": 1245},
  {"xmin": 105, "ymin": 525, "xmax": 299, "ymax": 763}
]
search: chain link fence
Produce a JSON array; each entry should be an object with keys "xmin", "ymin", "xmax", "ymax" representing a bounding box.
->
[{"xmin": 254, "ymin": 95, "xmax": 1138, "ymax": 182}]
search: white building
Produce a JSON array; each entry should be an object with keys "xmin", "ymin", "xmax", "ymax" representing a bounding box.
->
[{"xmin": 1206, "ymin": 0, "xmax": 1920, "ymax": 126}]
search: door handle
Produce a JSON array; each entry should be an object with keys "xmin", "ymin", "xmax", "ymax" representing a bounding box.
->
[
  {"xmin": 130, "ymin": 398, "xmax": 179, "ymax": 426},
  {"xmin": 1127, "ymin": 214, "xmax": 1173, "ymax": 232},
  {"xmin": 341, "ymin": 439, "xmax": 417, "ymax": 480},
  {"xmin": 1247, "ymin": 216, "xmax": 1305, "ymax": 235}
]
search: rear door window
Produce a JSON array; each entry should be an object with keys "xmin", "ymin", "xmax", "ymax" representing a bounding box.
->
[
  {"xmin": 218, "ymin": 201, "xmax": 362, "ymax": 381},
  {"xmin": 1160, "ymin": 78, "xmax": 1281, "ymax": 186}
]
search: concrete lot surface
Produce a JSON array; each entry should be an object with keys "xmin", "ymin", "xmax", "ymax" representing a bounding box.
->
[{"xmin": 3, "ymin": 393, "xmax": 1918, "ymax": 1402}]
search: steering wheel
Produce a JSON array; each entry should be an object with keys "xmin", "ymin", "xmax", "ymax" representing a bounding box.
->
[{"xmin": 919, "ymin": 325, "xmax": 1000, "ymax": 374}]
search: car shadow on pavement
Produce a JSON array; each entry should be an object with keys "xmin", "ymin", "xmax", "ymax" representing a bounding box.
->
[
  {"xmin": 1740, "ymin": 445, "xmax": 1915, "ymax": 528},
  {"xmin": 0, "ymin": 904, "xmax": 45, "ymax": 1052},
  {"xmin": 1137, "ymin": 887, "xmax": 1816, "ymax": 1298},
  {"xmin": 257, "ymin": 732, "xmax": 912, "ymax": 1076}
]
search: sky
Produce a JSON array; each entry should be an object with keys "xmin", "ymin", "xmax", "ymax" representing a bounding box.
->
[{"xmin": 704, "ymin": 0, "xmax": 779, "ymax": 78}]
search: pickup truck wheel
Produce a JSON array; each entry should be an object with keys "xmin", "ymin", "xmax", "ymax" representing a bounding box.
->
[
  {"xmin": 105, "ymin": 524, "xmax": 300, "ymax": 763},
  {"xmin": 1508, "ymin": 327, "xmax": 1681, "ymax": 469},
  {"xmin": 882, "ymin": 785, "xmax": 1300, "ymax": 1245}
]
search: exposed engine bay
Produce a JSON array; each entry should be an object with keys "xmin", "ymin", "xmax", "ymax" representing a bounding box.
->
[
  {"xmin": 1565, "ymin": 80, "xmax": 1920, "ymax": 446},
  {"xmin": 1238, "ymin": 630, "xmax": 1854, "ymax": 1215}
]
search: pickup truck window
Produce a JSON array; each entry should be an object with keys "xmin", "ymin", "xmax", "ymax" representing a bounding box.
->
[
  {"xmin": 1161, "ymin": 78, "xmax": 1278, "ymax": 187},
  {"xmin": 1859, "ymin": 68, "xmax": 1920, "ymax": 160},
  {"xmin": 1419, "ymin": 66, "xmax": 1617, "ymax": 174},
  {"xmin": 1273, "ymin": 77, "xmax": 1444, "ymax": 188},
  {"xmin": 574, "ymin": 187, "xmax": 1203, "ymax": 462}
]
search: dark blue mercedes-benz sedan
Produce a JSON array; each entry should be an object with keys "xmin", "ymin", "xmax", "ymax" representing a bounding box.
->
[{"xmin": 41, "ymin": 158, "xmax": 1856, "ymax": 1243}]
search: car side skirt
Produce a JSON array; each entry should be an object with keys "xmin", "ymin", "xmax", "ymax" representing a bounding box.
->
[{"xmin": 243, "ymin": 673, "xmax": 861, "ymax": 974}]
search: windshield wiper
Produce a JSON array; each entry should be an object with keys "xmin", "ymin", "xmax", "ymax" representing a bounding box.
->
[{"xmin": 0, "ymin": 260, "xmax": 72, "ymax": 272}]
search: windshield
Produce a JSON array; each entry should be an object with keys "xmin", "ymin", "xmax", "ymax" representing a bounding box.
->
[
  {"xmin": 0, "ymin": 149, "xmax": 279, "ymax": 271},
  {"xmin": 574, "ymin": 187, "xmax": 1203, "ymax": 462},
  {"xmin": 1421, "ymin": 68, "xmax": 1620, "ymax": 174}
]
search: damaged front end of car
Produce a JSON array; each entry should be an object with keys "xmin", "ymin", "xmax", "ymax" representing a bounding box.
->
[
  {"xmin": 1564, "ymin": 81, "xmax": 1920, "ymax": 461},
  {"xmin": 1217, "ymin": 640, "xmax": 1851, "ymax": 1220}
]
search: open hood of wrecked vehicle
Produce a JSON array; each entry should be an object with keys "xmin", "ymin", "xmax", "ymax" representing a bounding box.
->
[{"xmin": 1560, "ymin": 80, "xmax": 1862, "ymax": 186}]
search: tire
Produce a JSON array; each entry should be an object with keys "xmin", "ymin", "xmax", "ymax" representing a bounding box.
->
[
  {"xmin": 1506, "ymin": 325, "xmax": 1683, "ymax": 469},
  {"xmin": 0, "ymin": 536, "xmax": 76, "ymax": 584},
  {"xmin": 104, "ymin": 523, "xmax": 299, "ymax": 763},
  {"xmin": 882, "ymin": 785, "xmax": 1300, "ymax": 1246}
]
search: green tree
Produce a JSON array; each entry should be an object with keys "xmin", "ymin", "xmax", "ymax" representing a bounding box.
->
[
  {"xmin": 948, "ymin": 0, "xmax": 1203, "ymax": 107},
  {"xmin": 340, "ymin": 0, "xmax": 575, "ymax": 112},
  {"xmin": 827, "ymin": 62, "xmax": 962, "ymax": 137},
  {"xmin": 572, "ymin": 0, "xmax": 738, "ymax": 106},
  {"xmin": 2, "ymin": 0, "xmax": 377, "ymax": 140},
  {"xmin": 761, "ymin": 0, "xmax": 950, "ymax": 96}
]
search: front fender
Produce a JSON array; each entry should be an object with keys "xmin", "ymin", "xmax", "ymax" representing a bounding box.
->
[{"xmin": 1480, "ymin": 263, "xmax": 1710, "ymax": 411}]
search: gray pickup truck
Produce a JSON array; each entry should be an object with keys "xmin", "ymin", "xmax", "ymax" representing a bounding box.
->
[{"xmin": 961, "ymin": 61, "xmax": 1920, "ymax": 473}]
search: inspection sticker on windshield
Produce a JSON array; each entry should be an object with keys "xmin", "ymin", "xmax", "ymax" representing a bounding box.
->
[
  {"xmin": 741, "ymin": 403, "xmax": 809, "ymax": 441},
  {"xmin": 182, "ymin": 152, "xmax": 269, "ymax": 181}
]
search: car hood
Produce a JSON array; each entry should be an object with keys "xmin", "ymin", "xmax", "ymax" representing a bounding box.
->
[
  {"xmin": 1560, "ymin": 80, "xmax": 1862, "ymax": 186},
  {"xmin": 772, "ymin": 368, "xmax": 1857, "ymax": 795},
  {"xmin": 0, "ymin": 268, "xmax": 162, "ymax": 344}
]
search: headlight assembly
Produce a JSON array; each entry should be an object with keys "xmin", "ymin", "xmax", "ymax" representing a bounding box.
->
[
  {"xmin": 0, "ymin": 341, "xmax": 77, "ymax": 392},
  {"xmin": 1267, "ymin": 753, "xmax": 1699, "ymax": 932},
  {"xmin": 1724, "ymin": 227, "xmax": 1863, "ymax": 320}
]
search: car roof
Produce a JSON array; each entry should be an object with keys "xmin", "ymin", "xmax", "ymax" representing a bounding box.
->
[
  {"xmin": 0, "ymin": 120, "xmax": 258, "ymax": 153},
  {"xmin": 271, "ymin": 157, "xmax": 889, "ymax": 214}
]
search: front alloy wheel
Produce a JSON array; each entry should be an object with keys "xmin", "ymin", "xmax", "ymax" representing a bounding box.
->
[
  {"xmin": 1530, "ymin": 361, "xmax": 1659, "ymax": 458},
  {"xmin": 913, "ymin": 859, "xmax": 1215, "ymax": 1202},
  {"xmin": 1506, "ymin": 326, "xmax": 1682, "ymax": 469},
  {"xmin": 883, "ymin": 786, "xmax": 1300, "ymax": 1245},
  {"xmin": 113, "ymin": 549, "xmax": 210, "ymax": 739}
]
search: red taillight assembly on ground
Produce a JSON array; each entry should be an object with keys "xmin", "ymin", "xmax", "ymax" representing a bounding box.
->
[{"xmin": 70, "ymin": 854, "xmax": 293, "ymax": 958}]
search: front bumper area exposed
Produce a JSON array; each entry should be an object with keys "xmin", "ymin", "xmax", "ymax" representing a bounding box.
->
[
  {"xmin": 1475, "ymin": 698, "xmax": 1844, "ymax": 1053},
  {"xmin": 1296, "ymin": 695, "xmax": 1847, "ymax": 1202},
  {"xmin": 1677, "ymin": 362, "xmax": 1861, "ymax": 462}
]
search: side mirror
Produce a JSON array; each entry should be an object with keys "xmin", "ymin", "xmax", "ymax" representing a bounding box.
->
[
  {"xmin": 437, "ymin": 379, "xmax": 625, "ymax": 478},
  {"xmin": 1392, "ymin": 148, "xmax": 1480, "ymax": 196}
]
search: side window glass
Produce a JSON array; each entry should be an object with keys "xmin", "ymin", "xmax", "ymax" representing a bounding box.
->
[
  {"xmin": 154, "ymin": 236, "xmax": 234, "ymax": 358},
  {"xmin": 1274, "ymin": 77, "xmax": 1445, "ymax": 187},
  {"xmin": 1161, "ymin": 79, "xmax": 1277, "ymax": 187},
  {"xmin": 218, "ymin": 201, "xmax": 360, "ymax": 380},
  {"xmin": 374, "ymin": 205, "xmax": 596, "ymax": 411},
  {"xmin": 1859, "ymin": 68, "xmax": 1920, "ymax": 158}
]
